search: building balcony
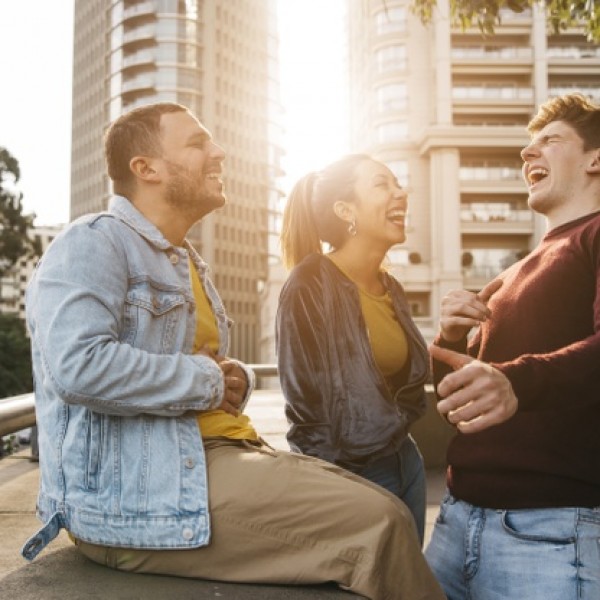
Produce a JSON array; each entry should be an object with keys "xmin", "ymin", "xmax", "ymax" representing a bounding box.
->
[
  {"xmin": 452, "ymin": 87, "xmax": 534, "ymax": 115},
  {"xmin": 548, "ymin": 56, "xmax": 600, "ymax": 76},
  {"xmin": 460, "ymin": 210, "xmax": 534, "ymax": 235},
  {"xmin": 459, "ymin": 178, "xmax": 526, "ymax": 195},
  {"xmin": 548, "ymin": 86, "xmax": 600, "ymax": 104},
  {"xmin": 122, "ymin": 1, "xmax": 157, "ymax": 23},
  {"xmin": 121, "ymin": 75, "xmax": 156, "ymax": 94},
  {"xmin": 122, "ymin": 26, "xmax": 156, "ymax": 47},
  {"xmin": 418, "ymin": 125, "xmax": 528, "ymax": 154},
  {"xmin": 462, "ymin": 266, "xmax": 501, "ymax": 289},
  {"xmin": 122, "ymin": 49, "xmax": 156, "ymax": 71},
  {"xmin": 451, "ymin": 47, "xmax": 533, "ymax": 75}
]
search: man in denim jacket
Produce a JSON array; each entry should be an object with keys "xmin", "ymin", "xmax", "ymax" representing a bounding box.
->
[{"xmin": 21, "ymin": 103, "xmax": 443, "ymax": 600}]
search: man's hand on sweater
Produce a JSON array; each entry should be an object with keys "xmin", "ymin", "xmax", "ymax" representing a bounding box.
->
[
  {"xmin": 429, "ymin": 344, "xmax": 518, "ymax": 434},
  {"xmin": 439, "ymin": 279, "xmax": 503, "ymax": 343}
]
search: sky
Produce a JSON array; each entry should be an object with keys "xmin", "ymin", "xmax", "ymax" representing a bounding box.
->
[{"xmin": 0, "ymin": 0, "xmax": 348, "ymax": 227}]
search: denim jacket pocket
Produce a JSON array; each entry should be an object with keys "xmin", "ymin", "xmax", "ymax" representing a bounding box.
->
[{"xmin": 124, "ymin": 279, "xmax": 188, "ymax": 353}]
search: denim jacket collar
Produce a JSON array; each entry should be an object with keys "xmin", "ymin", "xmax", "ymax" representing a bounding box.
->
[{"xmin": 109, "ymin": 195, "xmax": 209, "ymax": 275}]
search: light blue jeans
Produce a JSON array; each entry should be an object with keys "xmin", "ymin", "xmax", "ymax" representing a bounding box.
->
[
  {"xmin": 425, "ymin": 493, "xmax": 600, "ymax": 600},
  {"xmin": 358, "ymin": 435, "xmax": 426, "ymax": 546}
]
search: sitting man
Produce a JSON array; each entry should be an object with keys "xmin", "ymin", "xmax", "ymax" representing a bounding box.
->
[{"xmin": 22, "ymin": 102, "xmax": 444, "ymax": 600}]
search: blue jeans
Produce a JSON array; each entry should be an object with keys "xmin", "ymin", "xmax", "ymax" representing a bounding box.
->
[
  {"xmin": 425, "ymin": 493, "xmax": 600, "ymax": 600},
  {"xmin": 357, "ymin": 435, "xmax": 426, "ymax": 545}
]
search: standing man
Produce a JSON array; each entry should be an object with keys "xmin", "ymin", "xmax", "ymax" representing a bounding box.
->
[
  {"xmin": 22, "ymin": 103, "xmax": 443, "ymax": 600},
  {"xmin": 425, "ymin": 92, "xmax": 600, "ymax": 599}
]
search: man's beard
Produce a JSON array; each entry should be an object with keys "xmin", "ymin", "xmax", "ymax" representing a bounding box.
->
[{"xmin": 164, "ymin": 161, "xmax": 225, "ymax": 219}]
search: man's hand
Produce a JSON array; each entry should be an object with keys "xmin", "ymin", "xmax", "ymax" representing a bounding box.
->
[
  {"xmin": 440, "ymin": 279, "xmax": 503, "ymax": 342},
  {"xmin": 196, "ymin": 346, "xmax": 248, "ymax": 417},
  {"xmin": 216, "ymin": 358, "xmax": 248, "ymax": 416},
  {"xmin": 430, "ymin": 345, "xmax": 517, "ymax": 434}
]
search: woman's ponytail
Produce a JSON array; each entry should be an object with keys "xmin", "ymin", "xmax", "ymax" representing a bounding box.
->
[{"xmin": 280, "ymin": 172, "xmax": 322, "ymax": 269}]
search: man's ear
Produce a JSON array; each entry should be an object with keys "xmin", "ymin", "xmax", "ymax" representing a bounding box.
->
[
  {"xmin": 129, "ymin": 156, "xmax": 161, "ymax": 183},
  {"xmin": 587, "ymin": 148, "xmax": 600, "ymax": 174}
]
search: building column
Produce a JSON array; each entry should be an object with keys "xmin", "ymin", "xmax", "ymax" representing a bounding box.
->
[{"xmin": 429, "ymin": 147, "xmax": 462, "ymax": 313}]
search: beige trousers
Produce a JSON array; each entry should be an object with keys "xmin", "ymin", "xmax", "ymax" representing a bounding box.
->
[{"xmin": 76, "ymin": 439, "xmax": 444, "ymax": 600}]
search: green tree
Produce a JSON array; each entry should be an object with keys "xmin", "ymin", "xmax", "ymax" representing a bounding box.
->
[
  {"xmin": 0, "ymin": 313, "xmax": 33, "ymax": 398},
  {"xmin": 0, "ymin": 147, "xmax": 41, "ymax": 279},
  {"xmin": 411, "ymin": 0, "xmax": 600, "ymax": 42}
]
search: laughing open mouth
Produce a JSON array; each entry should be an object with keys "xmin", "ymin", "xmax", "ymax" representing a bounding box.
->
[
  {"xmin": 387, "ymin": 209, "xmax": 406, "ymax": 225},
  {"xmin": 528, "ymin": 167, "xmax": 548, "ymax": 186}
]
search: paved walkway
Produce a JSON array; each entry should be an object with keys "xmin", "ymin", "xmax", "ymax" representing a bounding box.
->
[{"xmin": 0, "ymin": 390, "xmax": 446, "ymax": 599}]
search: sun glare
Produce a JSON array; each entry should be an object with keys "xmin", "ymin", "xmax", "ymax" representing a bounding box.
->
[{"xmin": 277, "ymin": 0, "xmax": 350, "ymax": 193}]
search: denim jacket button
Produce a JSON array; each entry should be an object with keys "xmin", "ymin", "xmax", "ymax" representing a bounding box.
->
[
  {"xmin": 184, "ymin": 457, "xmax": 195, "ymax": 469},
  {"xmin": 182, "ymin": 527, "xmax": 194, "ymax": 540},
  {"xmin": 169, "ymin": 254, "xmax": 179, "ymax": 265}
]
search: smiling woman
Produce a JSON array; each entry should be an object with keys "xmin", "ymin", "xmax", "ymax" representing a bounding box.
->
[
  {"xmin": 276, "ymin": 0, "xmax": 350, "ymax": 191},
  {"xmin": 276, "ymin": 154, "xmax": 431, "ymax": 545}
]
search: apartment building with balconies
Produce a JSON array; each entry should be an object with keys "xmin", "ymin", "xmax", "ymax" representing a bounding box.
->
[{"xmin": 347, "ymin": 0, "xmax": 600, "ymax": 342}]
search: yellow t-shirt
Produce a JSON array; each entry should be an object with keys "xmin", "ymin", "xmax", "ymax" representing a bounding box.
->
[
  {"xmin": 327, "ymin": 257, "xmax": 409, "ymax": 386},
  {"xmin": 358, "ymin": 288, "xmax": 409, "ymax": 379},
  {"xmin": 190, "ymin": 259, "xmax": 258, "ymax": 440}
]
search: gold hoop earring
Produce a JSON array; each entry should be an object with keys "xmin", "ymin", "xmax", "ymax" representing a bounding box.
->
[{"xmin": 348, "ymin": 219, "xmax": 357, "ymax": 237}]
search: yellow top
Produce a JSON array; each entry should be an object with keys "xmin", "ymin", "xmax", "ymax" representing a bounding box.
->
[
  {"xmin": 327, "ymin": 256, "xmax": 409, "ymax": 382},
  {"xmin": 190, "ymin": 259, "xmax": 258, "ymax": 440},
  {"xmin": 358, "ymin": 287, "xmax": 409, "ymax": 378}
]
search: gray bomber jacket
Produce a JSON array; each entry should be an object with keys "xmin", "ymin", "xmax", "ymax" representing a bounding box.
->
[{"xmin": 276, "ymin": 253, "xmax": 429, "ymax": 470}]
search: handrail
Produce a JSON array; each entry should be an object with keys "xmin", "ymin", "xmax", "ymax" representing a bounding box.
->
[
  {"xmin": 0, "ymin": 366, "xmax": 434, "ymax": 439},
  {"xmin": 0, "ymin": 393, "xmax": 36, "ymax": 437},
  {"xmin": 0, "ymin": 365, "xmax": 280, "ymax": 438}
]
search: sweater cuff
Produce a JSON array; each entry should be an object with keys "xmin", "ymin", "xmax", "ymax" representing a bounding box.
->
[{"xmin": 433, "ymin": 333, "xmax": 468, "ymax": 353}]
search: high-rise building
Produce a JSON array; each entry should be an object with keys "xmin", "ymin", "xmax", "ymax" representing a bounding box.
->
[
  {"xmin": 347, "ymin": 0, "xmax": 600, "ymax": 342},
  {"xmin": 71, "ymin": 0, "xmax": 282, "ymax": 362}
]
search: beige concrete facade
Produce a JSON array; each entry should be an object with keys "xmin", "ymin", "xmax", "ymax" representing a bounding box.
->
[{"xmin": 347, "ymin": 0, "xmax": 600, "ymax": 342}]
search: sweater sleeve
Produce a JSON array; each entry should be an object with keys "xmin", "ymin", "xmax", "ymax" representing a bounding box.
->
[
  {"xmin": 492, "ymin": 330, "xmax": 600, "ymax": 410},
  {"xmin": 492, "ymin": 230, "xmax": 600, "ymax": 411}
]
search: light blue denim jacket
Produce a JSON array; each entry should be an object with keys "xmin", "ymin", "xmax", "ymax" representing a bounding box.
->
[{"xmin": 21, "ymin": 196, "xmax": 254, "ymax": 561}]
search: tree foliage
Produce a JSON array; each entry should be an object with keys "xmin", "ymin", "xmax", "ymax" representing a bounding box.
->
[
  {"xmin": 0, "ymin": 147, "xmax": 41, "ymax": 279},
  {"xmin": 411, "ymin": 0, "xmax": 600, "ymax": 42},
  {"xmin": 0, "ymin": 313, "xmax": 33, "ymax": 398}
]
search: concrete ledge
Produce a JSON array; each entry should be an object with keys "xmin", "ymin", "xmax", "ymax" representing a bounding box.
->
[{"xmin": 2, "ymin": 546, "xmax": 357, "ymax": 599}]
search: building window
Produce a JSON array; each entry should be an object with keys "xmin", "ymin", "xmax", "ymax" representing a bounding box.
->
[
  {"xmin": 376, "ymin": 121, "xmax": 408, "ymax": 143},
  {"xmin": 375, "ymin": 7, "xmax": 406, "ymax": 35},
  {"xmin": 375, "ymin": 44, "xmax": 406, "ymax": 73},
  {"xmin": 386, "ymin": 160, "xmax": 409, "ymax": 187},
  {"xmin": 376, "ymin": 83, "xmax": 407, "ymax": 113}
]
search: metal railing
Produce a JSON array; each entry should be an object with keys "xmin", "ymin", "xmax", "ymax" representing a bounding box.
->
[{"xmin": 0, "ymin": 364, "xmax": 279, "ymax": 438}]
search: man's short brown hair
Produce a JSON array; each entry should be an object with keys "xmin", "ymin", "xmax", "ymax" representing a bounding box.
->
[
  {"xmin": 104, "ymin": 102, "xmax": 188, "ymax": 196},
  {"xmin": 528, "ymin": 93, "xmax": 600, "ymax": 151}
]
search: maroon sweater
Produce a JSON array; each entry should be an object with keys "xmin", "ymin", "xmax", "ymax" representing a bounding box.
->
[{"xmin": 434, "ymin": 210, "xmax": 600, "ymax": 509}]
